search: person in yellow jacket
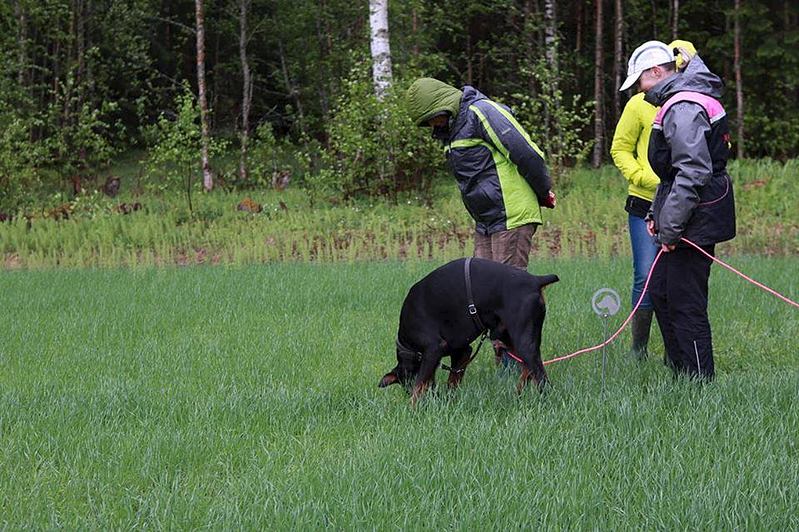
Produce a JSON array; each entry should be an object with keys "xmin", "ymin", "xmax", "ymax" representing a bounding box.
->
[{"xmin": 611, "ymin": 39, "xmax": 696, "ymax": 360}]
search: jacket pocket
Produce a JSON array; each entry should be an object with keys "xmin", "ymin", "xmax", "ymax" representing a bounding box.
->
[{"xmin": 686, "ymin": 174, "xmax": 736, "ymax": 245}]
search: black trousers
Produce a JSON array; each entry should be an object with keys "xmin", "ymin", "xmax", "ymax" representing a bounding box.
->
[{"xmin": 649, "ymin": 244, "xmax": 716, "ymax": 380}]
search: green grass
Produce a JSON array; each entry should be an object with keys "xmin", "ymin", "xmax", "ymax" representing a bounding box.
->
[
  {"xmin": 2, "ymin": 159, "xmax": 797, "ymax": 268},
  {"xmin": 1, "ymin": 257, "xmax": 797, "ymax": 528}
]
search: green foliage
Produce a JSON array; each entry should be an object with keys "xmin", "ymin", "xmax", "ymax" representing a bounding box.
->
[
  {"xmin": 510, "ymin": 60, "xmax": 595, "ymax": 172},
  {"xmin": 245, "ymin": 122, "xmax": 315, "ymax": 189},
  {"xmin": 44, "ymin": 97, "xmax": 121, "ymax": 179},
  {"xmin": 308, "ymin": 64, "xmax": 445, "ymax": 199},
  {"xmin": 0, "ymin": 111, "xmax": 44, "ymax": 212},
  {"xmin": 143, "ymin": 84, "xmax": 228, "ymax": 197}
]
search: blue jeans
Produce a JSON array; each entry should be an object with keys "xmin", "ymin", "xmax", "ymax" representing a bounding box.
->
[{"xmin": 629, "ymin": 214, "xmax": 659, "ymax": 310}]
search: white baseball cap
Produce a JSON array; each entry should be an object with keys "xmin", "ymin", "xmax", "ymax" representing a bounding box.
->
[{"xmin": 619, "ymin": 40, "xmax": 674, "ymax": 91}]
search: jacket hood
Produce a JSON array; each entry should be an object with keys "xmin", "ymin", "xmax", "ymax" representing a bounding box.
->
[
  {"xmin": 459, "ymin": 85, "xmax": 489, "ymax": 107},
  {"xmin": 406, "ymin": 78, "xmax": 463, "ymax": 126},
  {"xmin": 644, "ymin": 54, "xmax": 724, "ymax": 107},
  {"xmin": 449, "ymin": 85, "xmax": 489, "ymax": 137}
]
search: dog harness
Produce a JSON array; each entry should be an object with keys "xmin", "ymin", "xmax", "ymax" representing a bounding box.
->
[
  {"xmin": 394, "ymin": 258, "xmax": 491, "ymax": 377},
  {"xmin": 464, "ymin": 257, "xmax": 487, "ymax": 333},
  {"xmin": 439, "ymin": 258, "xmax": 490, "ymax": 375}
]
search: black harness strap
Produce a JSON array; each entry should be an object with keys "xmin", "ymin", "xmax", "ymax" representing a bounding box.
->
[
  {"xmin": 464, "ymin": 257, "xmax": 487, "ymax": 333},
  {"xmin": 441, "ymin": 258, "xmax": 490, "ymax": 375}
]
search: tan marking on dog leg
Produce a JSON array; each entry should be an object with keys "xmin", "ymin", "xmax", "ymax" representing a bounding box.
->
[
  {"xmin": 517, "ymin": 367, "xmax": 532, "ymax": 394},
  {"xmin": 410, "ymin": 380, "xmax": 430, "ymax": 406},
  {"xmin": 447, "ymin": 371, "xmax": 465, "ymax": 389}
]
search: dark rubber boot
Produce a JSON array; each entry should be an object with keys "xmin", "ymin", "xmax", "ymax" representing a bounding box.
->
[{"xmin": 629, "ymin": 308, "xmax": 654, "ymax": 360}]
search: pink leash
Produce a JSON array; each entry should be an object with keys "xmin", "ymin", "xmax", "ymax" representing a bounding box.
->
[{"xmin": 504, "ymin": 237, "xmax": 798, "ymax": 367}]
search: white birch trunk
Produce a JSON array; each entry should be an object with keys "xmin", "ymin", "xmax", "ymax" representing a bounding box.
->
[
  {"xmin": 591, "ymin": 0, "xmax": 605, "ymax": 168},
  {"xmin": 369, "ymin": 0, "xmax": 393, "ymax": 100},
  {"xmin": 195, "ymin": 0, "xmax": 213, "ymax": 191},
  {"xmin": 544, "ymin": 0, "xmax": 562, "ymax": 166},
  {"xmin": 239, "ymin": 0, "xmax": 253, "ymax": 181}
]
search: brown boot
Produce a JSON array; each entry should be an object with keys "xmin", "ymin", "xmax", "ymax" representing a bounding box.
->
[{"xmin": 629, "ymin": 309, "xmax": 654, "ymax": 360}]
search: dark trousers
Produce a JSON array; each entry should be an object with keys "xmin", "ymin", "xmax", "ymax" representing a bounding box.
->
[{"xmin": 649, "ymin": 244, "xmax": 716, "ymax": 380}]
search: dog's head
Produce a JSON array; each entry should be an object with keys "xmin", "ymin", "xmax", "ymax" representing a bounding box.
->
[{"xmin": 378, "ymin": 341, "xmax": 422, "ymax": 390}]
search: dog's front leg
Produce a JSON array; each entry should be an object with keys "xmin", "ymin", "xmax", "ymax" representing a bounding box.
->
[
  {"xmin": 446, "ymin": 346, "xmax": 473, "ymax": 389},
  {"xmin": 410, "ymin": 354, "xmax": 441, "ymax": 406}
]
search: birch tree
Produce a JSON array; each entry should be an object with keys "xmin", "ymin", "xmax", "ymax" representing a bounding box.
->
[
  {"xmin": 369, "ymin": 0, "xmax": 393, "ymax": 100},
  {"xmin": 671, "ymin": 0, "xmax": 680, "ymax": 40},
  {"xmin": 543, "ymin": 0, "xmax": 562, "ymax": 161},
  {"xmin": 238, "ymin": 0, "xmax": 253, "ymax": 181},
  {"xmin": 195, "ymin": 0, "xmax": 213, "ymax": 191},
  {"xmin": 591, "ymin": 0, "xmax": 605, "ymax": 168}
]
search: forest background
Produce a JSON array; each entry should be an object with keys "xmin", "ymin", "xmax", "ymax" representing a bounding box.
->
[{"xmin": 0, "ymin": 0, "xmax": 796, "ymax": 229}]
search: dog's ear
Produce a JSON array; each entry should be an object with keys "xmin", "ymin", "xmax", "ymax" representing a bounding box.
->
[{"xmin": 379, "ymin": 371, "xmax": 399, "ymax": 388}]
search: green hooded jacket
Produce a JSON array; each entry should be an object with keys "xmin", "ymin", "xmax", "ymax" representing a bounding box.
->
[{"xmin": 406, "ymin": 78, "xmax": 551, "ymax": 235}]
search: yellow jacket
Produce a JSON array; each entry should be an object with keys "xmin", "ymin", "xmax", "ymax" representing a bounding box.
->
[{"xmin": 610, "ymin": 92, "xmax": 660, "ymax": 201}]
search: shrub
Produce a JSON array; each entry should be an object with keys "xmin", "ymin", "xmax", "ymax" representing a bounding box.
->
[
  {"xmin": 308, "ymin": 62, "xmax": 445, "ymax": 200},
  {"xmin": 142, "ymin": 84, "xmax": 228, "ymax": 209}
]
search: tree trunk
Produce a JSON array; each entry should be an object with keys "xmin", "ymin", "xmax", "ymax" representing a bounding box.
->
[
  {"xmin": 612, "ymin": 0, "xmax": 623, "ymax": 123},
  {"xmin": 314, "ymin": 5, "xmax": 330, "ymax": 117},
  {"xmin": 411, "ymin": 4, "xmax": 419, "ymax": 57},
  {"xmin": 15, "ymin": 0, "xmax": 28, "ymax": 88},
  {"xmin": 524, "ymin": 0, "xmax": 539, "ymax": 100},
  {"xmin": 278, "ymin": 39, "xmax": 306, "ymax": 137},
  {"xmin": 592, "ymin": 0, "xmax": 605, "ymax": 168},
  {"xmin": 575, "ymin": 0, "xmax": 582, "ymax": 53},
  {"xmin": 76, "ymin": 0, "xmax": 88, "ymax": 169},
  {"xmin": 195, "ymin": 0, "xmax": 213, "ymax": 191},
  {"xmin": 672, "ymin": 0, "xmax": 679, "ymax": 40},
  {"xmin": 544, "ymin": 0, "xmax": 561, "ymax": 166},
  {"xmin": 368, "ymin": 0, "xmax": 393, "ymax": 100},
  {"xmin": 238, "ymin": 0, "xmax": 253, "ymax": 181},
  {"xmin": 734, "ymin": 0, "xmax": 744, "ymax": 158},
  {"xmin": 466, "ymin": 33, "xmax": 473, "ymax": 86},
  {"xmin": 650, "ymin": 0, "xmax": 657, "ymax": 38}
]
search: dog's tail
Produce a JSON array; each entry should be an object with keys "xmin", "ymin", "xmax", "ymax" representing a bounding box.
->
[{"xmin": 536, "ymin": 274, "xmax": 559, "ymax": 288}]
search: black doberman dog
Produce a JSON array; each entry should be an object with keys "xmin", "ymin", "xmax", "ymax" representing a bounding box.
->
[{"xmin": 379, "ymin": 257, "xmax": 559, "ymax": 404}]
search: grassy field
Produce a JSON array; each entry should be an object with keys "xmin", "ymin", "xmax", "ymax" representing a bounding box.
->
[
  {"xmin": 1, "ymin": 257, "xmax": 797, "ymax": 528},
  {"xmin": 2, "ymin": 159, "xmax": 797, "ymax": 268}
]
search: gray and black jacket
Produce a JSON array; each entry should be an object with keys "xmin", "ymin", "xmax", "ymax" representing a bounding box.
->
[{"xmin": 645, "ymin": 55, "xmax": 736, "ymax": 247}]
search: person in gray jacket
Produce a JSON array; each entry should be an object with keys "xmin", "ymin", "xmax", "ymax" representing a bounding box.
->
[{"xmin": 631, "ymin": 41, "xmax": 736, "ymax": 380}]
